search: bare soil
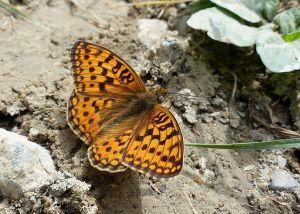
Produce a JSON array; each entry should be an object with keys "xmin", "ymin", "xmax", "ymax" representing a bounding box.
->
[{"xmin": 0, "ymin": 0, "xmax": 299, "ymax": 213}]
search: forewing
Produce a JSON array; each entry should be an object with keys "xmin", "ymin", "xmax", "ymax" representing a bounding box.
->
[
  {"xmin": 88, "ymin": 130, "xmax": 134, "ymax": 172},
  {"xmin": 70, "ymin": 41, "xmax": 146, "ymax": 95},
  {"xmin": 122, "ymin": 105, "xmax": 184, "ymax": 179}
]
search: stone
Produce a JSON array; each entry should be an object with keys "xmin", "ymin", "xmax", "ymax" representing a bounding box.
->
[
  {"xmin": 211, "ymin": 97, "xmax": 226, "ymax": 107},
  {"xmin": 243, "ymin": 164, "xmax": 255, "ymax": 171},
  {"xmin": 0, "ymin": 128, "xmax": 56, "ymax": 199},
  {"xmin": 137, "ymin": 19, "xmax": 168, "ymax": 49},
  {"xmin": 29, "ymin": 128, "xmax": 40, "ymax": 137},
  {"xmin": 158, "ymin": 39, "xmax": 180, "ymax": 63},
  {"xmin": 183, "ymin": 105, "xmax": 198, "ymax": 124},
  {"xmin": 219, "ymin": 117, "xmax": 229, "ymax": 125},
  {"xmin": 202, "ymin": 169, "xmax": 215, "ymax": 181},
  {"xmin": 48, "ymin": 172, "xmax": 90, "ymax": 197},
  {"xmin": 198, "ymin": 157, "xmax": 207, "ymax": 170},
  {"xmin": 269, "ymin": 170, "xmax": 299, "ymax": 192},
  {"xmin": 229, "ymin": 113, "xmax": 240, "ymax": 129},
  {"xmin": 277, "ymin": 156, "xmax": 287, "ymax": 169},
  {"xmin": 201, "ymin": 114, "xmax": 213, "ymax": 123}
]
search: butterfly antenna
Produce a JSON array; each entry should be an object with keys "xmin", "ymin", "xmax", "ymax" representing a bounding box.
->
[{"xmin": 166, "ymin": 92, "xmax": 209, "ymax": 99}]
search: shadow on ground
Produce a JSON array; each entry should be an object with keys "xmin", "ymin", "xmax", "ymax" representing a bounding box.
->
[{"xmin": 86, "ymin": 168, "xmax": 142, "ymax": 214}]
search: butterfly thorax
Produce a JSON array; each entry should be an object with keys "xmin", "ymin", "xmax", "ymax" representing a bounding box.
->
[
  {"xmin": 127, "ymin": 92, "xmax": 157, "ymax": 116},
  {"xmin": 97, "ymin": 92, "xmax": 157, "ymax": 140}
]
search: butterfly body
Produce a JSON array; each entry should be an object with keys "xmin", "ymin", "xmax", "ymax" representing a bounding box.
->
[
  {"xmin": 96, "ymin": 92, "xmax": 157, "ymax": 140},
  {"xmin": 68, "ymin": 41, "xmax": 184, "ymax": 179}
]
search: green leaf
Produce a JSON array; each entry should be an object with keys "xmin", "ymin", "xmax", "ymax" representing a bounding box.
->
[
  {"xmin": 186, "ymin": 0, "xmax": 214, "ymax": 14},
  {"xmin": 209, "ymin": 0, "xmax": 261, "ymax": 23},
  {"xmin": 242, "ymin": 0, "xmax": 279, "ymax": 22},
  {"xmin": 284, "ymin": 31, "xmax": 300, "ymax": 42},
  {"xmin": 256, "ymin": 29, "xmax": 300, "ymax": 73},
  {"xmin": 274, "ymin": 8, "xmax": 300, "ymax": 35},
  {"xmin": 187, "ymin": 7, "xmax": 259, "ymax": 47},
  {"xmin": 185, "ymin": 138, "xmax": 300, "ymax": 149}
]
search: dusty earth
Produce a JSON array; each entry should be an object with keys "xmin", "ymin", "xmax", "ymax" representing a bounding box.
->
[{"xmin": 0, "ymin": 0, "xmax": 299, "ymax": 213}]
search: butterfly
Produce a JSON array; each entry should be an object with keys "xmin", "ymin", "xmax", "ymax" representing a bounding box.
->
[{"xmin": 67, "ymin": 41, "xmax": 184, "ymax": 180}]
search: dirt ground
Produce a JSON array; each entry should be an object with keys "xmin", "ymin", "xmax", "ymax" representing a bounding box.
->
[{"xmin": 0, "ymin": 0, "xmax": 299, "ymax": 213}]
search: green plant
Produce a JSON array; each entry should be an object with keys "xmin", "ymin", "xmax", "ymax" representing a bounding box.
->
[
  {"xmin": 186, "ymin": 138, "xmax": 300, "ymax": 149},
  {"xmin": 187, "ymin": 0, "xmax": 300, "ymax": 73}
]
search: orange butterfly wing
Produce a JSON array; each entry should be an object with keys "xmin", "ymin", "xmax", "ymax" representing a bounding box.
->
[
  {"xmin": 68, "ymin": 40, "xmax": 146, "ymax": 144},
  {"xmin": 122, "ymin": 105, "xmax": 184, "ymax": 179},
  {"xmin": 70, "ymin": 41, "xmax": 146, "ymax": 95},
  {"xmin": 67, "ymin": 90, "xmax": 128, "ymax": 145},
  {"xmin": 68, "ymin": 41, "xmax": 147, "ymax": 171},
  {"xmin": 88, "ymin": 130, "xmax": 134, "ymax": 172}
]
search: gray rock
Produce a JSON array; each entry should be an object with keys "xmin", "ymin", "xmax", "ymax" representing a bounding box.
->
[
  {"xmin": 237, "ymin": 111, "xmax": 246, "ymax": 118},
  {"xmin": 158, "ymin": 38, "xmax": 181, "ymax": 63},
  {"xmin": 269, "ymin": 170, "xmax": 299, "ymax": 192},
  {"xmin": 211, "ymin": 97, "xmax": 226, "ymax": 107},
  {"xmin": 219, "ymin": 117, "xmax": 229, "ymax": 125},
  {"xmin": 198, "ymin": 157, "xmax": 207, "ymax": 170},
  {"xmin": 0, "ymin": 128, "xmax": 56, "ymax": 199},
  {"xmin": 29, "ymin": 128, "xmax": 40, "ymax": 137},
  {"xmin": 249, "ymin": 130, "xmax": 272, "ymax": 141},
  {"xmin": 177, "ymin": 3, "xmax": 187, "ymax": 10},
  {"xmin": 201, "ymin": 114, "xmax": 213, "ymax": 123},
  {"xmin": 229, "ymin": 113, "xmax": 240, "ymax": 129},
  {"xmin": 173, "ymin": 100, "xmax": 183, "ymax": 108},
  {"xmin": 137, "ymin": 19, "xmax": 168, "ymax": 49},
  {"xmin": 202, "ymin": 169, "xmax": 215, "ymax": 182},
  {"xmin": 6, "ymin": 102, "xmax": 26, "ymax": 116},
  {"xmin": 277, "ymin": 156, "xmax": 287, "ymax": 169},
  {"xmin": 48, "ymin": 172, "xmax": 90, "ymax": 197},
  {"xmin": 183, "ymin": 105, "xmax": 198, "ymax": 124},
  {"xmin": 174, "ymin": 88, "xmax": 200, "ymax": 106},
  {"xmin": 243, "ymin": 164, "xmax": 255, "ymax": 171}
]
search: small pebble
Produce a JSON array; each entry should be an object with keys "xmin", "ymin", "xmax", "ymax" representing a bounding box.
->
[
  {"xmin": 277, "ymin": 156, "xmax": 287, "ymax": 169},
  {"xmin": 158, "ymin": 184, "xmax": 167, "ymax": 193},
  {"xmin": 219, "ymin": 117, "xmax": 229, "ymax": 125},
  {"xmin": 198, "ymin": 157, "xmax": 207, "ymax": 170},
  {"xmin": 137, "ymin": 19, "xmax": 168, "ymax": 49},
  {"xmin": 269, "ymin": 170, "xmax": 299, "ymax": 192},
  {"xmin": 229, "ymin": 113, "xmax": 240, "ymax": 129},
  {"xmin": 183, "ymin": 105, "xmax": 197, "ymax": 124},
  {"xmin": 243, "ymin": 164, "xmax": 255, "ymax": 171},
  {"xmin": 201, "ymin": 114, "xmax": 213, "ymax": 123},
  {"xmin": 159, "ymin": 39, "xmax": 180, "ymax": 63},
  {"xmin": 29, "ymin": 128, "xmax": 39, "ymax": 137},
  {"xmin": 211, "ymin": 97, "xmax": 226, "ymax": 107},
  {"xmin": 203, "ymin": 169, "xmax": 215, "ymax": 181}
]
